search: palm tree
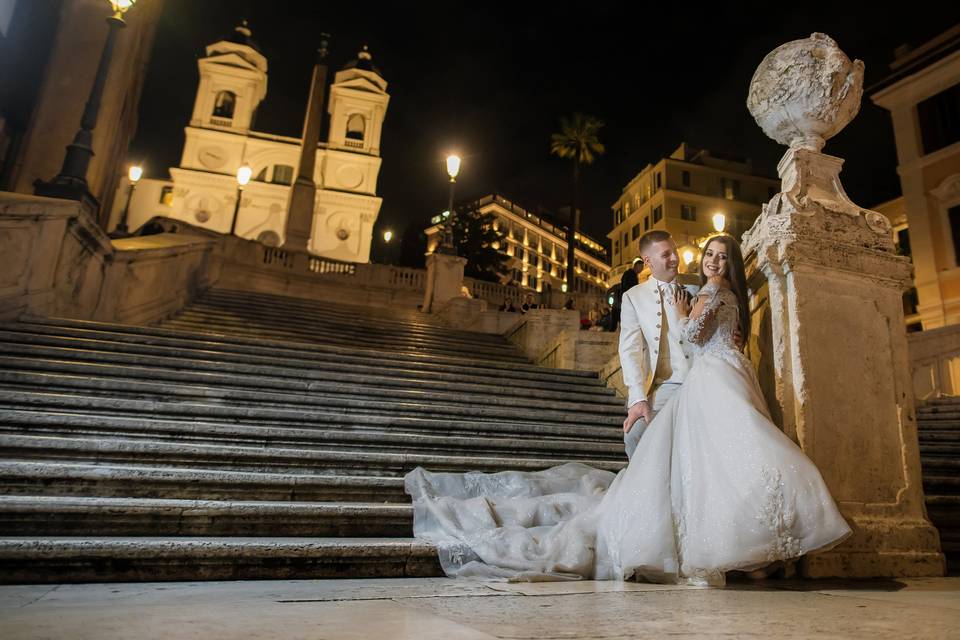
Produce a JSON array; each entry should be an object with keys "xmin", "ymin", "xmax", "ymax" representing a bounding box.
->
[{"xmin": 550, "ymin": 113, "xmax": 605, "ymax": 293}]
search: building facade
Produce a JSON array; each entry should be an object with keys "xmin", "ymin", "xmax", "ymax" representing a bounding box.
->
[
  {"xmin": 871, "ymin": 24, "xmax": 960, "ymax": 330},
  {"xmin": 109, "ymin": 25, "xmax": 389, "ymax": 263},
  {"xmin": 426, "ymin": 194, "xmax": 611, "ymax": 296},
  {"xmin": 608, "ymin": 143, "xmax": 780, "ymax": 279}
]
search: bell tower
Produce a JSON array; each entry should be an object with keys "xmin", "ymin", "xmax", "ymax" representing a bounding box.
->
[
  {"xmin": 326, "ymin": 46, "xmax": 389, "ymax": 155},
  {"xmin": 190, "ymin": 21, "xmax": 268, "ymax": 133}
]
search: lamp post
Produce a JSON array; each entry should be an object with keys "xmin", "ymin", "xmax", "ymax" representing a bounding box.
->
[
  {"xmin": 438, "ymin": 154, "xmax": 461, "ymax": 254},
  {"xmin": 34, "ymin": 0, "xmax": 137, "ymax": 213},
  {"xmin": 230, "ymin": 164, "xmax": 252, "ymax": 236},
  {"xmin": 110, "ymin": 163, "xmax": 142, "ymax": 238}
]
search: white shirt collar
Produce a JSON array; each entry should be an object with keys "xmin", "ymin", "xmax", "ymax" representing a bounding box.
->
[{"xmin": 653, "ymin": 277, "xmax": 677, "ymax": 288}]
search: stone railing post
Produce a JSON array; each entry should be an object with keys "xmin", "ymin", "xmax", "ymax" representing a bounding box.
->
[
  {"xmin": 421, "ymin": 251, "xmax": 466, "ymax": 313},
  {"xmin": 743, "ymin": 33, "xmax": 943, "ymax": 577}
]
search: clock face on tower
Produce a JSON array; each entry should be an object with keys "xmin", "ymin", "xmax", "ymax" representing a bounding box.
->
[{"xmin": 198, "ymin": 146, "xmax": 228, "ymax": 170}]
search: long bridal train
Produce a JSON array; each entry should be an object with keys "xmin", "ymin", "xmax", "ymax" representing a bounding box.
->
[{"xmin": 405, "ymin": 283, "xmax": 852, "ymax": 585}]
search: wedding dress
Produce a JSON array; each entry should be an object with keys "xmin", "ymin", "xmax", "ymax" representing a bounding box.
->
[{"xmin": 405, "ymin": 282, "xmax": 851, "ymax": 584}]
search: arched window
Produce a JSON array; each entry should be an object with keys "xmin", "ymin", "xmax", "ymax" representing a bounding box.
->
[
  {"xmin": 346, "ymin": 113, "xmax": 365, "ymax": 140},
  {"xmin": 212, "ymin": 91, "xmax": 236, "ymax": 119}
]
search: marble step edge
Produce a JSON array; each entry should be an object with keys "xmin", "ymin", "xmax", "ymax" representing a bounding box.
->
[
  {"xmin": 0, "ymin": 461, "xmax": 409, "ymax": 501},
  {"xmin": 171, "ymin": 304, "xmax": 518, "ymax": 349},
  {"xmin": 2, "ymin": 322, "xmax": 604, "ymax": 389},
  {"xmin": 0, "ymin": 410, "xmax": 627, "ymax": 456},
  {"xmin": 0, "ymin": 330, "xmax": 615, "ymax": 396},
  {"xmin": 16, "ymin": 317, "xmax": 598, "ymax": 380},
  {"xmin": 0, "ymin": 370, "xmax": 625, "ymax": 426},
  {"xmin": 198, "ymin": 289, "xmax": 493, "ymax": 336},
  {"xmin": 160, "ymin": 317, "xmax": 526, "ymax": 359},
  {"xmin": 0, "ymin": 344, "xmax": 619, "ymax": 406},
  {"xmin": 0, "ymin": 537, "xmax": 444, "ymax": 583},
  {"xmin": 0, "ymin": 434, "xmax": 628, "ymax": 475},
  {"xmin": 0, "ymin": 389, "xmax": 625, "ymax": 438}
]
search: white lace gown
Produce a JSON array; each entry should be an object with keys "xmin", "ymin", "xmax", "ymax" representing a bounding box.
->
[{"xmin": 405, "ymin": 283, "xmax": 851, "ymax": 584}]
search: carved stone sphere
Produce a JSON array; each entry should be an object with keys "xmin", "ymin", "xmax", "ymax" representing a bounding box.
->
[{"xmin": 747, "ymin": 33, "xmax": 864, "ymax": 152}]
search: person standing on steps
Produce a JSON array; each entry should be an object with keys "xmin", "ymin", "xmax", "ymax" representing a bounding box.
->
[{"xmin": 618, "ymin": 230, "xmax": 701, "ymax": 458}]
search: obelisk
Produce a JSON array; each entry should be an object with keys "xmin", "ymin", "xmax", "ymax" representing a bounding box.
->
[{"xmin": 284, "ymin": 34, "xmax": 330, "ymax": 252}]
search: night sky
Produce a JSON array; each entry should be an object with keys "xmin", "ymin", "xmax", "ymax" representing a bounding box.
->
[{"xmin": 128, "ymin": 1, "xmax": 958, "ymax": 261}]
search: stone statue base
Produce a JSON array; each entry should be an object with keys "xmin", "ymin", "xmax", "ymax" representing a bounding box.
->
[{"xmin": 743, "ymin": 147, "xmax": 944, "ymax": 578}]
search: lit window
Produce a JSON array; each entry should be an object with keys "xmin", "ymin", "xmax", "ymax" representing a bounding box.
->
[{"xmin": 159, "ymin": 186, "xmax": 174, "ymax": 206}]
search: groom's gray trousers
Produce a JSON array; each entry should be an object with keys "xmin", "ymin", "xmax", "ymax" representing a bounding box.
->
[{"xmin": 623, "ymin": 382, "xmax": 682, "ymax": 459}]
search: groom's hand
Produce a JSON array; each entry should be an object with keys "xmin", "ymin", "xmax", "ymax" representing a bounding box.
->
[{"xmin": 624, "ymin": 401, "xmax": 652, "ymax": 433}]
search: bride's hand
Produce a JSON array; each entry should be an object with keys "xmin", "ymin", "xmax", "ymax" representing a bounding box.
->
[{"xmin": 674, "ymin": 286, "xmax": 690, "ymax": 316}]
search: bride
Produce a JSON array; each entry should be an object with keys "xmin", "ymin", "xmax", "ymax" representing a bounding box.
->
[{"xmin": 405, "ymin": 234, "xmax": 851, "ymax": 585}]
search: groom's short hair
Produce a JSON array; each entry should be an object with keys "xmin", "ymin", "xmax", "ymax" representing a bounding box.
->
[{"xmin": 639, "ymin": 230, "xmax": 673, "ymax": 256}]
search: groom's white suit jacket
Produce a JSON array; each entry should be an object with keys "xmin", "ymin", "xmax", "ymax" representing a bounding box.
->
[{"xmin": 619, "ymin": 274, "xmax": 700, "ymax": 407}]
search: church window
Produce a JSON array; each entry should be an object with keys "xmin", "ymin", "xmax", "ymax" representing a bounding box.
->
[
  {"xmin": 272, "ymin": 164, "xmax": 294, "ymax": 185},
  {"xmin": 212, "ymin": 91, "xmax": 236, "ymax": 119},
  {"xmin": 346, "ymin": 113, "xmax": 366, "ymax": 140}
]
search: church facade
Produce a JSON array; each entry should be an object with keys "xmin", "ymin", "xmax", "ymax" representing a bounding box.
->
[{"xmin": 108, "ymin": 24, "xmax": 389, "ymax": 263}]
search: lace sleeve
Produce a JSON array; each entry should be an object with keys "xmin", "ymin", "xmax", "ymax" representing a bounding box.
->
[{"xmin": 681, "ymin": 283, "xmax": 723, "ymax": 345}]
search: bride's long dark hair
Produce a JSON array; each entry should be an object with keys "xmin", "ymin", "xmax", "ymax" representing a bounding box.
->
[{"xmin": 698, "ymin": 233, "xmax": 750, "ymax": 349}]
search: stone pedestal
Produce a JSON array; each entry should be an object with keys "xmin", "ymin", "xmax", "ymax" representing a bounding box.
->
[
  {"xmin": 742, "ymin": 147, "xmax": 945, "ymax": 577},
  {"xmin": 421, "ymin": 252, "xmax": 466, "ymax": 314}
]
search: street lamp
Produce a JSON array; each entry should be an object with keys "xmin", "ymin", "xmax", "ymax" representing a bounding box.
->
[
  {"xmin": 110, "ymin": 163, "xmax": 142, "ymax": 238},
  {"xmin": 439, "ymin": 154, "xmax": 461, "ymax": 254},
  {"xmin": 712, "ymin": 212, "xmax": 726, "ymax": 233},
  {"xmin": 682, "ymin": 248, "xmax": 695, "ymax": 266},
  {"xmin": 383, "ymin": 230, "xmax": 393, "ymax": 242},
  {"xmin": 34, "ymin": 0, "xmax": 138, "ymax": 213},
  {"xmin": 230, "ymin": 163, "xmax": 252, "ymax": 235}
]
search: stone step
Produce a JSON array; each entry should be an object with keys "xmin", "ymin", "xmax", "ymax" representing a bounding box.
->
[
  {"xmin": 920, "ymin": 431, "xmax": 960, "ymax": 443},
  {"xmin": 0, "ymin": 496, "xmax": 414, "ymax": 537},
  {"xmin": 200, "ymin": 288, "xmax": 462, "ymax": 335},
  {"xmin": 920, "ymin": 457, "xmax": 960, "ymax": 472},
  {"xmin": 0, "ymin": 342, "xmax": 618, "ymax": 408},
  {"xmin": 0, "ymin": 389, "xmax": 625, "ymax": 440},
  {"xmin": 0, "ymin": 410, "xmax": 627, "ymax": 459},
  {"xmin": 17, "ymin": 316, "xmax": 597, "ymax": 381},
  {"xmin": 0, "ymin": 371, "xmax": 623, "ymax": 428},
  {"xmin": 0, "ymin": 461, "xmax": 408, "ymax": 502},
  {"xmin": 918, "ymin": 443, "xmax": 960, "ymax": 456},
  {"xmin": 0, "ymin": 327, "xmax": 613, "ymax": 397},
  {"xmin": 924, "ymin": 475, "xmax": 960, "ymax": 496},
  {"xmin": 0, "ymin": 537, "xmax": 443, "ymax": 583},
  {"xmin": 0, "ymin": 356, "xmax": 625, "ymax": 419},
  {"xmin": 0, "ymin": 434, "xmax": 627, "ymax": 477},
  {"xmin": 182, "ymin": 297, "xmax": 514, "ymax": 349},
  {"xmin": 163, "ymin": 314, "xmax": 526, "ymax": 362}
]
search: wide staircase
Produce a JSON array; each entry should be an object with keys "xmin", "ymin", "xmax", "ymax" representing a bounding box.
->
[
  {"xmin": 916, "ymin": 398, "xmax": 960, "ymax": 574},
  {"xmin": 0, "ymin": 288, "xmax": 628, "ymax": 583}
]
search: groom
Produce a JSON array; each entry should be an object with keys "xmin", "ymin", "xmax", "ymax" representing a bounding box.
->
[{"xmin": 619, "ymin": 230, "xmax": 700, "ymax": 458}]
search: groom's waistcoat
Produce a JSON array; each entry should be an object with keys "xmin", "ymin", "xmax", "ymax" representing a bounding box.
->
[{"xmin": 618, "ymin": 274, "xmax": 700, "ymax": 407}]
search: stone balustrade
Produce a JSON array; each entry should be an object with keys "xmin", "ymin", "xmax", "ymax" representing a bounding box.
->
[{"xmin": 908, "ymin": 325, "xmax": 960, "ymax": 403}]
